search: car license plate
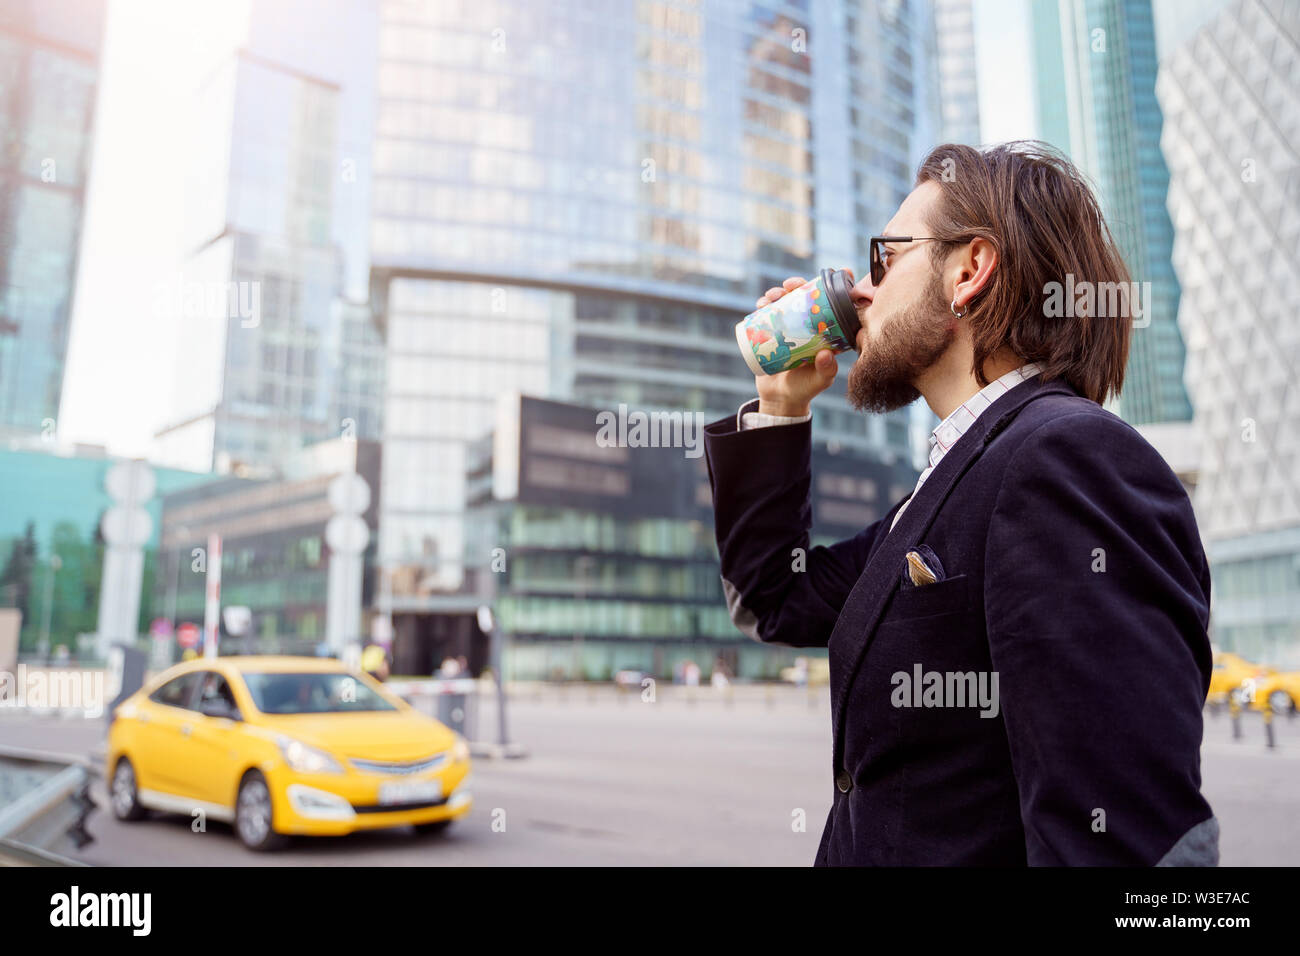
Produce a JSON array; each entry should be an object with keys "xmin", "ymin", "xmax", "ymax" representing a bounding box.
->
[{"xmin": 378, "ymin": 779, "xmax": 443, "ymax": 805}]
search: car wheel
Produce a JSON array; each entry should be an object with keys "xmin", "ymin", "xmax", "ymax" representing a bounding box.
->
[
  {"xmin": 1269, "ymin": 690, "xmax": 1295, "ymax": 715},
  {"xmin": 110, "ymin": 758, "xmax": 146, "ymax": 821},
  {"xmin": 235, "ymin": 771, "xmax": 287, "ymax": 851},
  {"xmin": 414, "ymin": 819, "xmax": 453, "ymax": 836}
]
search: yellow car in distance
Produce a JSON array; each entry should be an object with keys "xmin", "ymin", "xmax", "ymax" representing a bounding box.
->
[
  {"xmin": 779, "ymin": 656, "xmax": 830, "ymax": 686},
  {"xmin": 107, "ymin": 656, "xmax": 472, "ymax": 850},
  {"xmin": 1207, "ymin": 652, "xmax": 1273, "ymax": 707},
  {"xmin": 1248, "ymin": 671, "xmax": 1300, "ymax": 715}
]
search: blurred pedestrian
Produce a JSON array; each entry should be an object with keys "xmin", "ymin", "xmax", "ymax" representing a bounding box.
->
[{"xmin": 361, "ymin": 642, "xmax": 390, "ymax": 681}]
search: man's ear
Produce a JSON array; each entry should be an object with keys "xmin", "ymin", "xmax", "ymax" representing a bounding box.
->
[{"xmin": 949, "ymin": 237, "xmax": 998, "ymax": 310}]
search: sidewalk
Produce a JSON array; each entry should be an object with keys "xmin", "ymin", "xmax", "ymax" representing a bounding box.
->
[{"xmin": 498, "ymin": 679, "xmax": 830, "ymax": 710}]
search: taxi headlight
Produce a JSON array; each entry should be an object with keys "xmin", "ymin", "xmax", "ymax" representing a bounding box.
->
[
  {"xmin": 451, "ymin": 736, "xmax": 470, "ymax": 763},
  {"xmin": 277, "ymin": 736, "xmax": 344, "ymax": 775}
]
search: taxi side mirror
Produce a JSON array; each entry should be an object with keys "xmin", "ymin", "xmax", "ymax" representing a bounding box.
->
[{"xmin": 199, "ymin": 698, "xmax": 240, "ymax": 721}]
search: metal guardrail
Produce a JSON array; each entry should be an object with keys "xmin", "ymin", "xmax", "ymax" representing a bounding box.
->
[
  {"xmin": 0, "ymin": 745, "xmax": 95, "ymax": 865},
  {"xmin": 0, "ymin": 838, "xmax": 87, "ymax": 867}
]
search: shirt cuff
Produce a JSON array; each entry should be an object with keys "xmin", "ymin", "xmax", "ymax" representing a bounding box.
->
[{"xmin": 735, "ymin": 397, "xmax": 812, "ymax": 431}]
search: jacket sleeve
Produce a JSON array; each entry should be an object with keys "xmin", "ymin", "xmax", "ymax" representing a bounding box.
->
[
  {"xmin": 984, "ymin": 411, "xmax": 1217, "ymax": 866},
  {"xmin": 702, "ymin": 406, "xmax": 896, "ymax": 648}
]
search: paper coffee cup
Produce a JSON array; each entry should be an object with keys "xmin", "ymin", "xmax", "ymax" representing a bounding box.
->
[{"xmin": 734, "ymin": 268, "xmax": 861, "ymax": 376}]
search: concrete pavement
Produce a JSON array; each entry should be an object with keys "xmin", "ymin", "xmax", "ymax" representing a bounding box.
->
[{"xmin": 0, "ymin": 685, "xmax": 1294, "ymax": 865}]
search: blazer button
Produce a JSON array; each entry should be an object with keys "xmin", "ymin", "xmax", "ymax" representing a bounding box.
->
[{"xmin": 835, "ymin": 770, "xmax": 852, "ymax": 793}]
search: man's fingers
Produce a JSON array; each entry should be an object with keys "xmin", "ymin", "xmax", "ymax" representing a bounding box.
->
[
  {"xmin": 759, "ymin": 277, "xmax": 806, "ymax": 306},
  {"xmin": 756, "ymin": 277, "xmax": 806, "ymax": 308}
]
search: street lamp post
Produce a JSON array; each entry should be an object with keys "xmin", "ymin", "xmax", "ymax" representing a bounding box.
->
[{"xmin": 475, "ymin": 538, "xmax": 525, "ymax": 758}]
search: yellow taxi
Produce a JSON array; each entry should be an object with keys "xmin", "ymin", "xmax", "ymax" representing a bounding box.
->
[
  {"xmin": 107, "ymin": 656, "xmax": 472, "ymax": 850},
  {"xmin": 1248, "ymin": 671, "xmax": 1300, "ymax": 715},
  {"xmin": 1207, "ymin": 652, "xmax": 1273, "ymax": 707},
  {"xmin": 779, "ymin": 656, "xmax": 830, "ymax": 686}
]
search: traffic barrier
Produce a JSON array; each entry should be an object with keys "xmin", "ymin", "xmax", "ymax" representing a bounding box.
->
[
  {"xmin": 386, "ymin": 678, "xmax": 480, "ymax": 738},
  {"xmin": 0, "ymin": 746, "xmax": 95, "ymax": 864}
]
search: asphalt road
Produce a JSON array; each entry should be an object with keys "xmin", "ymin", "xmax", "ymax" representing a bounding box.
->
[{"xmin": 1, "ymin": 686, "xmax": 1295, "ymax": 865}]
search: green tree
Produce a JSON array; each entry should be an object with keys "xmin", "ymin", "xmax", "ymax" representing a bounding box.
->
[
  {"xmin": 0, "ymin": 522, "xmax": 38, "ymax": 648},
  {"xmin": 49, "ymin": 521, "xmax": 99, "ymax": 651},
  {"xmin": 137, "ymin": 544, "xmax": 160, "ymax": 640}
]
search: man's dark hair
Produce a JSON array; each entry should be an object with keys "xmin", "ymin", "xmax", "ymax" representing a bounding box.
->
[{"xmin": 915, "ymin": 141, "xmax": 1131, "ymax": 405}]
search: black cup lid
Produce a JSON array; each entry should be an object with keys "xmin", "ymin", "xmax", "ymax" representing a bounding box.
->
[{"xmin": 820, "ymin": 268, "xmax": 861, "ymax": 343}]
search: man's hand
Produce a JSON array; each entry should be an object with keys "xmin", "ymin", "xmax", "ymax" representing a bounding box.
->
[{"xmin": 753, "ymin": 276, "xmax": 841, "ymax": 417}]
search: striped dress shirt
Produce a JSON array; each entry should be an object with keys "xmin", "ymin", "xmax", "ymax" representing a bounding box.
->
[{"xmin": 888, "ymin": 362, "xmax": 1044, "ymax": 531}]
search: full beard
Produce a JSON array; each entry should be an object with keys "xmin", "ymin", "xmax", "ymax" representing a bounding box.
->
[{"xmin": 846, "ymin": 272, "xmax": 955, "ymax": 413}]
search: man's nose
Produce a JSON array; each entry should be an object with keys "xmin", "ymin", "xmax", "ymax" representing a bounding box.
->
[{"xmin": 847, "ymin": 268, "xmax": 874, "ymax": 309}]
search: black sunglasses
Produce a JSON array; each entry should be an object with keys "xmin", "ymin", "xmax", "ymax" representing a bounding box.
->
[{"xmin": 869, "ymin": 235, "xmax": 939, "ymax": 286}]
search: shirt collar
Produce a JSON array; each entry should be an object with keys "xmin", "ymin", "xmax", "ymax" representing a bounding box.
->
[{"xmin": 926, "ymin": 362, "xmax": 1044, "ymax": 468}]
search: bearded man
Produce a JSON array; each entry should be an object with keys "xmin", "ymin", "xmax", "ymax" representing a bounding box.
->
[{"xmin": 703, "ymin": 142, "xmax": 1217, "ymax": 867}]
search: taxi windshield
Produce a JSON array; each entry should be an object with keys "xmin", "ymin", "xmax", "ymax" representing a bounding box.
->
[{"xmin": 241, "ymin": 672, "xmax": 398, "ymax": 714}]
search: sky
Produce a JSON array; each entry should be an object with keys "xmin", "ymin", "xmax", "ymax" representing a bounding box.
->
[
  {"xmin": 972, "ymin": 0, "xmax": 1037, "ymax": 144},
  {"xmin": 58, "ymin": 0, "xmax": 248, "ymax": 460}
]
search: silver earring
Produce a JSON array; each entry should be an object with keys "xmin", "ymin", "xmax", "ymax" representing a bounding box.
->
[{"xmin": 950, "ymin": 297, "xmax": 967, "ymax": 319}]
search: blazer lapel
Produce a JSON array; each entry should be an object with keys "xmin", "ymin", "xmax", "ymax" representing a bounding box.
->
[{"xmin": 826, "ymin": 376, "xmax": 1079, "ymax": 757}]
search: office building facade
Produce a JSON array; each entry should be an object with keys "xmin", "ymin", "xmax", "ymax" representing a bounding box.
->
[
  {"xmin": 153, "ymin": 438, "xmax": 382, "ymax": 660},
  {"xmin": 932, "ymin": 0, "xmax": 981, "ymax": 145},
  {"xmin": 369, "ymin": 0, "xmax": 941, "ymax": 635},
  {"xmin": 152, "ymin": 1, "xmax": 385, "ymax": 475},
  {"xmin": 1157, "ymin": 0, "xmax": 1300, "ymax": 665},
  {"xmin": 1030, "ymin": 0, "xmax": 1192, "ymax": 426},
  {"xmin": 459, "ymin": 394, "xmax": 917, "ymax": 680},
  {"xmin": 0, "ymin": 0, "xmax": 105, "ymax": 441}
]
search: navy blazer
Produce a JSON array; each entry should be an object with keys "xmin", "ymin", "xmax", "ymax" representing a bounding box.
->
[{"xmin": 703, "ymin": 374, "xmax": 1218, "ymax": 866}]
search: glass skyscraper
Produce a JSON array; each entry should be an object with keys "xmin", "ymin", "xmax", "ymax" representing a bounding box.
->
[
  {"xmin": 1030, "ymin": 0, "xmax": 1192, "ymax": 426},
  {"xmin": 370, "ymin": 0, "xmax": 940, "ymax": 604},
  {"xmin": 0, "ymin": 0, "xmax": 105, "ymax": 441},
  {"xmin": 932, "ymin": 0, "xmax": 981, "ymax": 145},
  {"xmin": 152, "ymin": 0, "xmax": 385, "ymax": 475},
  {"xmin": 1158, "ymin": 0, "xmax": 1300, "ymax": 666}
]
